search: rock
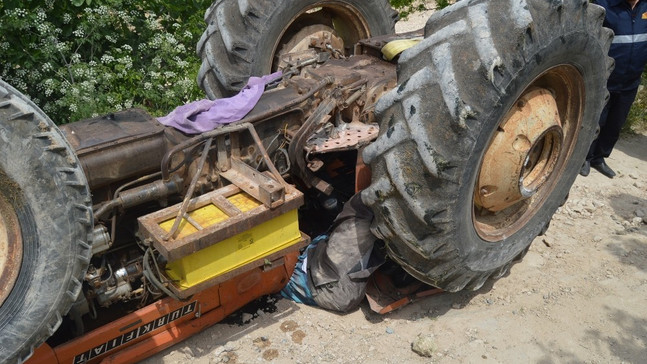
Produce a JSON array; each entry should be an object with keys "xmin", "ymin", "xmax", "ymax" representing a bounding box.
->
[
  {"xmin": 592, "ymin": 200, "xmax": 605, "ymax": 208},
  {"xmin": 241, "ymin": 313, "xmax": 254, "ymax": 323},
  {"xmin": 635, "ymin": 209, "xmax": 645, "ymax": 218},
  {"xmin": 593, "ymin": 236, "xmax": 603, "ymax": 243},
  {"xmin": 634, "ymin": 182, "xmax": 645, "ymax": 189},
  {"xmin": 411, "ymin": 334, "xmax": 436, "ymax": 357},
  {"xmin": 386, "ymin": 327, "xmax": 394, "ymax": 334},
  {"xmin": 632, "ymin": 217, "xmax": 643, "ymax": 225},
  {"xmin": 629, "ymin": 173, "xmax": 638, "ymax": 179}
]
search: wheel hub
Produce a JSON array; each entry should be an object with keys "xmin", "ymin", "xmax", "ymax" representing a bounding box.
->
[
  {"xmin": 472, "ymin": 64, "xmax": 584, "ymax": 242},
  {"xmin": 0, "ymin": 192, "xmax": 22, "ymax": 306},
  {"xmin": 275, "ymin": 25, "xmax": 345, "ymax": 69},
  {"xmin": 271, "ymin": 3, "xmax": 372, "ymax": 72},
  {"xmin": 475, "ymin": 88, "xmax": 563, "ymax": 212}
]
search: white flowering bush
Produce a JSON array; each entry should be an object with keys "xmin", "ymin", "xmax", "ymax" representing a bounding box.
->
[{"xmin": 0, "ymin": 0, "xmax": 209, "ymax": 123}]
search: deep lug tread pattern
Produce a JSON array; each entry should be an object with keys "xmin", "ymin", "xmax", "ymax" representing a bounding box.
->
[
  {"xmin": 363, "ymin": 0, "xmax": 611, "ymax": 292},
  {"xmin": 0, "ymin": 79, "xmax": 93, "ymax": 364},
  {"xmin": 197, "ymin": 0, "xmax": 397, "ymax": 98}
]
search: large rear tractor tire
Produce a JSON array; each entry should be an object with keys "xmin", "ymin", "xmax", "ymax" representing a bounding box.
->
[
  {"xmin": 362, "ymin": 0, "xmax": 613, "ymax": 292},
  {"xmin": 197, "ymin": 0, "xmax": 398, "ymax": 99},
  {"xmin": 0, "ymin": 80, "xmax": 93, "ymax": 363}
]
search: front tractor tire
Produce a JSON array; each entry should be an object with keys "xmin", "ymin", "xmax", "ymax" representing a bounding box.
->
[
  {"xmin": 362, "ymin": 0, "xmax": 612, "ymax": 292},
  {"xmin": 0, "ymin": 80, "xmax": 93, "ymax": 363},
  {"xmin": 197, "ymin": 0, "xmax": 398, "ymax": 99}
]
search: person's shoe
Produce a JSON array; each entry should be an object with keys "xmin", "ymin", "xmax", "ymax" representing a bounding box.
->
[
  {"xmin": 579, "ymin": 160, "xmax": 590, "ymax": 176},
  {"xmin": 591, "ymin": 161, "xmax": 616, "ymax": 178}
]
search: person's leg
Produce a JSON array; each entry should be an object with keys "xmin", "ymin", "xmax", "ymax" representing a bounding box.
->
[
  {"xmin": 586, "ymin": 98, "xmax": 611, "ymax": 165},
  {"xmin": 590, "ymin": 88, "xmax": 638, "ymax": 164}
]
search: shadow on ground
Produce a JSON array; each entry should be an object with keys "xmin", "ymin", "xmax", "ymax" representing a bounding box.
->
[
  {"xmin": 615, "ymin": 133, "xmax": 647, "ymax": 162},
  {"xmin": 584, "ymin": 305, "xmax": 647, "ymax": 363}
]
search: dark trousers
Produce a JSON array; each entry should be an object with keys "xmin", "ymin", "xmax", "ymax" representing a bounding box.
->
[{"xmin": 587, "ymin": 87, "xmax": 639, "ymax": 164}]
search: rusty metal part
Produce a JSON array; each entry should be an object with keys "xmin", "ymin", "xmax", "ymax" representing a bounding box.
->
[
  {"xmin": 164, "ymin": 138, "xmax": 213, "ymax": 241},
  {"xmin": 288, "ymin": 98, "xmax": 338, "ymax": 195},
  {"xmin": 94, "ymin": 176, "xmax": 183, "ymax": 221},
  {"xmin": 60, "ymin": 109, "xmax": 171, "ymax": 191},
  {"xmin": 365, "ymin": 270, "xmax": 443, "ymax": 314},
  {"xmin": 307, "ymin": 122, "xmax": 379, "ymax": 154},
  {"xmin": 270, "ymin": 3, "xmax": 374, "ymax": 72},
  {"xmin": 0, "ymin": 192, "xmax": 22, "ymax": 306},
  {"xmin": 473, "ymin": 65, "xmax": 584, "ymax": 242},
  {"xmin": 475, "ymin": 88, "xmax": 563, "ymax": 212},
  {"xmin": 138, "ymin": 183, "xmax": 304, "ymax": 262},
  {"xmin": 215, "ymin": 122, "xmax": 288, "ymax": 207},
  {"xmin": 276, "ymin": 25, "xmax": 344, "ymax": 69},
  {"xmin": 160, "ymin": 77, "xmax": 334, "ymax": 182}
]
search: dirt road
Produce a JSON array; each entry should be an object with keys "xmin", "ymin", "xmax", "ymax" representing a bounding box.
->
[{"xmin": 147, "ymin": 9, "xmax": 647, "ymax": 364}]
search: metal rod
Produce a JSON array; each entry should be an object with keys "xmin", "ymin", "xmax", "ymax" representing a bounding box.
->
[{"xmin": 163, "ymin": 137, "xmax": 213, "ymax": 240}]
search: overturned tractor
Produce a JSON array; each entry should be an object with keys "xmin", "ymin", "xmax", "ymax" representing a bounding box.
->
[{"xmin": 0, "ymin": 0, "xmax": 612, "ymax": 363}]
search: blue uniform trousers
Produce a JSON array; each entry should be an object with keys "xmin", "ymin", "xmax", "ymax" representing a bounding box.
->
[{"xmin": 586, "ymin": 87, "xmax": 638, "ymax": 164}]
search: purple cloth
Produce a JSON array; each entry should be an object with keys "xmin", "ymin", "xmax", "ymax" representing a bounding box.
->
[{"xmin": 158, "ymin": 71, "xmax": 282, "ymax": 134}]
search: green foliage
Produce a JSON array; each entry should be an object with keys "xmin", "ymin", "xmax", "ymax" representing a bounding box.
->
[
  {"xmin": 0, "ymin": 0, "xmax": 211, "ymax": 124},
  {"xmin": 625, "ymin": 73, "xmax": 647, "ymax": 133},
  {"xmin": 390, "ymin": 0, "xmax": 452, "ymax": 18}
]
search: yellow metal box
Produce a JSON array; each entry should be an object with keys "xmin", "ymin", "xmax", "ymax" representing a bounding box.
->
[{"xmin": 137, "ymin": 184, "xmax": 305, "ymax": 293}]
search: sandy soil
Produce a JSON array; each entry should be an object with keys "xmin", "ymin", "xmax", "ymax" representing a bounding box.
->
[{"xmin": 146, "ymin": 7, "xmax": 647, "ymax": 364}]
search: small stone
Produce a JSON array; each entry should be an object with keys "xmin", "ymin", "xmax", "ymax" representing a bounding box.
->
[
  {"xmin": 386, "ymin": 327, "xmax": 394, "ymax": 334},
  {"xmin": 635, "ymin": 209, "xmax": 645, "ymax": 218},
  {"xmin": 592, "ymin": 200, "xmax": 605, "ymax": 208},
  {"xmin": 253, "ymin": 336, "xmax": 271, "ymax": 349},
  {"xmin": 629, "ymin": 173, "xmax": 638, "ymax": 179},
  {"xmin": 241, "ymin": 313, "xmax": 254, "ymax": 323},
  {"xmin": 451, "ymin": 302, "xmax": 462, "ymax": 309},
  {"xmin": 542, "ymin": 239, "xmax": 551, "ymax": 247},
  {"xmin": 593, "ymin": 236, "xmax": 602, "ymax": 242},
  {"xmin": 632, "ymin": 217, "xmax": 643, "ymax": 225},
  {"xmin": 411, "ymin": 334, "xmax": 436, "ymax": 357}
]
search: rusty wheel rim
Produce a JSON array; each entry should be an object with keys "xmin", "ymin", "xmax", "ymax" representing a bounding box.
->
[
  {"xmin": 271, "ymin": 2, "xmax": 372, "ymax": 71},
  {"xmin": 473, "ymin": 65, "xmax": 584, "ymax": 242},
  {"xmin": 0, "ymin": 191, "xmax": 22, "ymax": 306}
]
